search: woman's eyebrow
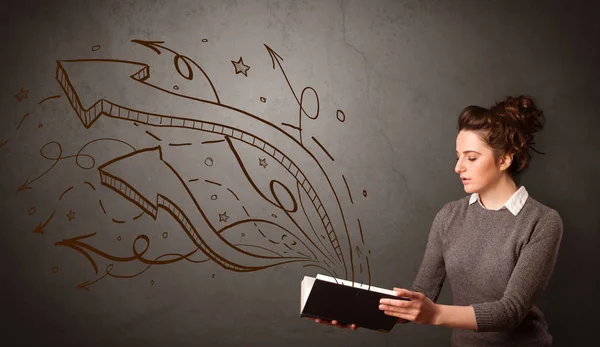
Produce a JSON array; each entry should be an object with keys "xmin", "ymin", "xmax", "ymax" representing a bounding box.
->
[{"xmin": 456, "ymin": 150, "xmax": 482, "ymax": 155}]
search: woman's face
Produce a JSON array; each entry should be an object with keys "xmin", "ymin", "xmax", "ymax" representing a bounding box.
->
[{"xmin": 454, "ymin": 130, "xmax": 506, "ymax": 194}]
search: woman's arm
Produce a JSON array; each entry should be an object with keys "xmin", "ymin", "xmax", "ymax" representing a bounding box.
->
[
  {"xmin": 379, "ymin": 288, "xmax": 476, "ymax": 331},
  {"xmin": 410, "ymin": 204, "xmax": 451, "ymax": 302},
  {"xmin": 381, "ymin": 208, "xmax": 563, "ymax": 332}
]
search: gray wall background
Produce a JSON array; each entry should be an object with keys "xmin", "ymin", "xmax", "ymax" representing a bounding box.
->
[{"xmin": 1, "ymin": 0, "xmax": 598, "ymax": 346}]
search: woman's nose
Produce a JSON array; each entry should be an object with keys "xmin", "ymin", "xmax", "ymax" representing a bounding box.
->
[{"xmin": 455, "ymin": 160, "xmax": 464, "ymax": 174}]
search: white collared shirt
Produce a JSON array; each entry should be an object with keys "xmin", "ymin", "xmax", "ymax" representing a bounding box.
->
[{"xmin": 469, "ymin": 186, "xmax": 529, "ymax": 216}]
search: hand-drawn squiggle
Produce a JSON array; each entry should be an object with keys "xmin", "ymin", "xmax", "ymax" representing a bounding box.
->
[
  {"xmin": 17, "ymin": 138, "xmax": 135, "ymax": 192},
  {"xmin": 56, "ymin": 44, "xmax": 357, "ymax": 281},
  {"xmin": 76, "ymin": 249, "xmax": 211, "ymax": 290},
  {"xmin": 95, "ymin": 146, "xmax": 313, "ymax": 272}
]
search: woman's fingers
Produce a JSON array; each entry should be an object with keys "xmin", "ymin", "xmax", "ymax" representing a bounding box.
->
[{"xmin": 313, "ymin": 318, "xmax": 357, "ymax": 330}]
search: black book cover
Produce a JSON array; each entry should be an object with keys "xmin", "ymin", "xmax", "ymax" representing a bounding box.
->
[{"xmin": 300, "ymin": 276, "xmax": 409, "ymax": 332}]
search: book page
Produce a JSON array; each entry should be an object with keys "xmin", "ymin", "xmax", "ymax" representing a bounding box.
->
[
  {"xmin": 315, "ymin": 274, "xmax": 397, "ymax": 296},
  {"xmin": 300, "ymin": 276, "xmax": 316, "ymax": 313}
]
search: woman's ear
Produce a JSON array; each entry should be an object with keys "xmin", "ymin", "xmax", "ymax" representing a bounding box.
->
[{"xmin": 499, "ymin": 153, "xmax": 513, "ymax": 171}]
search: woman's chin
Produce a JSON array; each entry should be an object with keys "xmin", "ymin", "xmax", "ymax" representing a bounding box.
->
[{"xmin": 463, "ymin": 185, "xmax": 475, "ymax": 194}]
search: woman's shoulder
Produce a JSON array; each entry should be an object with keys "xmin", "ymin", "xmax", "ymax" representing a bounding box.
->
[
  {"xmin": 435, "ymin": 195, "xmax": 471, "ymax": 218},
  {"xmin": 522, "ymin": 196, "xmax": 563, "ymax": 226}
]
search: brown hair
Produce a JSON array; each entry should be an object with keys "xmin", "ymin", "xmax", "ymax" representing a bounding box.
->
[{"xmin": 458, "ymin": 95, "xmax": 545, "ymax": 176}]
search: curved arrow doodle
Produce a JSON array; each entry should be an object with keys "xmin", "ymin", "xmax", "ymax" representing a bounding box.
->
[
  {"xmin": 56, "ymin": 42, "xmax": 357, "ymax": 281},
  {"xmin": 96, "ymin": 146, "xmax": 313, "ymax": 272}
]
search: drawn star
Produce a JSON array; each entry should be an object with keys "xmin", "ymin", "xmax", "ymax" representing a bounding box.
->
[
  {"xmin": 15, "ymin": 87, "xmax": 28, "ymax": 102},
  {"xmin": 219, "ymin": 212, "xmax": 229, "ymax": 223},
  {"xmin": 231, "ymin": 57, "xmax": 250, "ymax": 77},
  {"xmin": 66, "ymin": 209, "xmax": 75, "ymax": 221},
  {"xmin": 259, "ymin": 158, "xmax": 268, "ymax": 168}
]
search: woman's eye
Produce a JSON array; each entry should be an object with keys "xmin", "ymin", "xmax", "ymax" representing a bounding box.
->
[{"xmin": 468, "ymin": 158, "xmax": 477, "ymax": 161}]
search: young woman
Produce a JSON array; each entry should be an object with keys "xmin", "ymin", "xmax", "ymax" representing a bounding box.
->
[{"xmin": 315, "ymin": 96, "xmax": 563, "ymax": 346}]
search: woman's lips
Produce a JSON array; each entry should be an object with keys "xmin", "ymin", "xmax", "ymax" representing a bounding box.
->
[{"xmin": 462, "ymin": 178, "xmax": 471, "ymax": 185}]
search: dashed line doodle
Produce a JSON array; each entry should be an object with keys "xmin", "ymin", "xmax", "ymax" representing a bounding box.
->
[{"xmin": 14, "ymin": 38, "xmax": 374, "ymax": 290}]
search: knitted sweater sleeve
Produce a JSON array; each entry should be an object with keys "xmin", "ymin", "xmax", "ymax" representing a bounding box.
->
[
  {"xmin": 471, "ymin": 209, "xmax": 563, "ymax": 332},
  {"xmin": 410, "ymin": 204, "xmax": 450, "ymax": 302}
]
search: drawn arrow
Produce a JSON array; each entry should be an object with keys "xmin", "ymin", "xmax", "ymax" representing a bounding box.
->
[
  {"xmin": 56, "ymin": 58, "xmax": 355, "ymax": 280},
  {"xmin": 17, "ymin": 163, "xmax": 61, "ymax": 192},
  {"xmin": 264, "ymin": 44, "xmax": 314, "ymax": 119},
  {"xmin": 17, "ymin": 141, "xmax": 65, "ymax": 192},
  {"xmin": 131, "ymin": 39, "xmax": 220, "ymax": 104},
  {"xmin": 75, "ymin": 264, "xmax": 114, "ymax": 291},
  {"xmin": 97, "ymin": 145, "xmax": 312, "ymax": 272},
  {"xmin": 55, "ymin": 233, "xmax": 101, "ymax": 273},
  {"xmin": 32, "ymin": 210, "xmax": 55, "ymax": 234}
]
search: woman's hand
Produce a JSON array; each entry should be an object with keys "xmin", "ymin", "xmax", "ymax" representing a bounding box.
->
[
  {"xmin": 307, "ymin": 317, "xmax": 358, "ymax": 330},
  {"xmin": 379, "ymin": 288, "xmax": 440, "ymax": 325}
]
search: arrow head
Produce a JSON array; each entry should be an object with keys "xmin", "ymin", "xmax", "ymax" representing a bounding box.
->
[
  {"xmin": 264, "ymin": 44, "xmax": 284, "ymax": 69},
  {"xmin": 17, "ymin": 179, "xmax": 31, "ymax": 192},
  {"xmin": 56, "ymin": 59, "xmax": 149, "ymax": 128},
  {"xmin": 33, "ymin": 223, "xmax": 44, "ymax": 234},
  {"xmin": 76, "ymin": 280, "xmax": 91, "ymax": 291},
  {"xmin": 131, "ymin": 39, "xmax": 165, "ymax": 55}
]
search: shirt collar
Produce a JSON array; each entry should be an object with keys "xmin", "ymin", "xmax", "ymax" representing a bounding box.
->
[{"xmin": 469, "ymin": 186, "xmax": 529, "ymax": 216}]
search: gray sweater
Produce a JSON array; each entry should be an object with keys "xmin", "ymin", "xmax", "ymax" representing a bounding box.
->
[{"xmin": 411, "ymin": 194, "xmax": 563, "ymax": 346}]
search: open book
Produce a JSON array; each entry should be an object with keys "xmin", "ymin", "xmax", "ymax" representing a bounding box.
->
[{"xmin": 300, "ymin": 274, "xmax": 408, "ymax": 332}]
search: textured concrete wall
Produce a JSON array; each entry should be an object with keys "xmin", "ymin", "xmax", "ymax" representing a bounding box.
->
[{"xmin": 0, "ymin": 0, "xmax": 598, "ymax": 346}]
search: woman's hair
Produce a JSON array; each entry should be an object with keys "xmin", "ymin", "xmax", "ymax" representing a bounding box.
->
[{"xmin": 458, "ymin": 95, "xmax": 545, "ymax": 176}]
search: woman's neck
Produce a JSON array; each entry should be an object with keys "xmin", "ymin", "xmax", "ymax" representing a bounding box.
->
[{"xmin": 478, "ymin": 174, "xmax": 518, "ymax": 210}]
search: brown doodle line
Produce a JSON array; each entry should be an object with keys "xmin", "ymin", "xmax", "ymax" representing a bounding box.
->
[
  {"xmin": 297, "ymin": 251, "xmax": 309, "ymax": 258},
  {"xmin": 302, "ymin": 264, "xmax": 337, "ymax": 279},
  {"xmin": 133, "ymin": 211, "xmax": 144, "ymax": 220},
  {"xmin": 227, "ymin": 188, "xmax": 239, "ymax": 201},
  {"xmin": 17, "ymin": 138, "xmax": 135, "ymax": 192},
  {"xmin": 342, "ymin": 175, "xmax": 353, "ymax": 204},
  {"xmin": 60, "ymin": 233, "xmax": 210, "ymax": 280},
  {"xmin": 38, "ymin": 95, "xmax": 62, "ymax": 104},
  {"xmin": 16, "ymin": 113, "xmax": 29, "ymax": 131},
  {"xmin": 357, "ymin": 218, "xmax": 365, "ymax": 244},
  {"xmin": 296, "ymin": 181, "xmax": 338, "ymax": 267},
  {"xmin": 201, "ymin": 139, "xmax": 224, "ymax": 144},
  {"xmin": 145, "ymin": 130, "xmax": 162, "ymax": 141},
  {"xmin": 112, "ymin": 218, "xmax": 125, "ymax": 224},
  {"xmin": 281, "ymin": 122, "xmax": 301, "ymax": 131},
  {"xmin": 218, "ymin": 218, "xmax": 317, "ymax": 263},
  {"xmin": 226, "ymin": 137, "xmax": 334, "ymax": 264},
  {"xmin": 265, "ymin": 45, "xmax": 320, "ymax": 145},
  {"xmin": 131, "ymin": 39, "xmax": 221, "ymax": 104},
  {"xmin": 96, "ymin": 147, "xmax": 312, "ymax": 272},
  {"xmin": 84, "ymin": 181, "xmax": 96, "ymax": 190},
  {"xmin": 294, "ymin": 87, "xmax": 320, "ymax": 144},
  {"xmin": 134, "ymin": 123, "xmax": 139, "ymax": 126},
  {"xmin": 59, "ymin": 186, "xmax": 74, "ymax": 201},
  {"xmin": 95, "ymin": 251, "xmax": 209, "ymax": 288},
  {"xmin": 242, "ymin": 206, "xmax": 250, "ymax": 217},
  {"xmin": 205, "ymin": 179, "xmax": 222, "ymax": 186},
  {"xmin": 56, "ymin": 59, "xmax": 345, "ymax": 266},
  {"xmin": 0, "ymin": 140, "xmax": 7, "ymax": 150},
  {"xmin": 57, "ymin": 54, "xmax": 354, "ymax": 280},
  {"xmin": 168, "ymin": 142, "xmax": 192, "ymax": 147},
  {"xmin": 33, "ymin": 210, "xmax": 55, "ymax": 234},
  {"xmin": 99, "ymin": 199, "xmax": 106, "ymax": 214},
  {"xmin": 188, "ymin": 178, "xmax": 199, "ymax": 182},
  {"xmin": 234, "ymin": 244, "xmax": 282, "ymax": 257},
  {"xmin": 76, "ymin": 264, "xmax": 113, "ymax": 290},
  {"xmin": 311, "ymin": 136, "xmax": 334, "ymax": 161}
]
